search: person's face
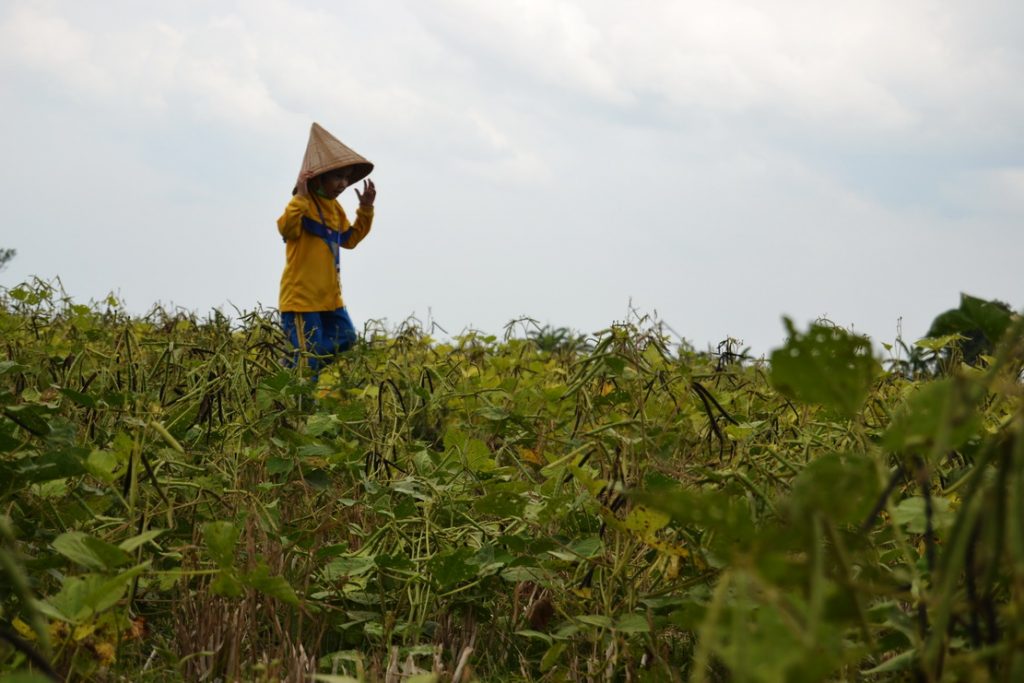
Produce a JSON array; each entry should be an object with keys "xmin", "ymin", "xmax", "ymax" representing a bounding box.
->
[{"xmin": 317, "ymin": 170, "xmax": 349, "ymax": 198}]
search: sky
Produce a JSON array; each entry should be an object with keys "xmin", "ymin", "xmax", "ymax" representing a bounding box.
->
[{"xmin": 0, "ymin": 0, "xmax": 1021, "ymax": 355}]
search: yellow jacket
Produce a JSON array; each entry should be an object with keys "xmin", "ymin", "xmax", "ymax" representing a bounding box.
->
[{"xmin": 277, "ymin": 194, "xmax": 374, "ymax": 312}]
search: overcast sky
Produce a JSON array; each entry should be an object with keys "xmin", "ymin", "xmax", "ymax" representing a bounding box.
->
[{"xmin": 1, "ymin": 0, "xmax": 1021, "ymax": 354}]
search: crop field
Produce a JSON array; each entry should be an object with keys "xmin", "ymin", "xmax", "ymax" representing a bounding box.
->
[{"xmin": 1, "ymin": 279, "xmax": 1022, "ymax": 682}]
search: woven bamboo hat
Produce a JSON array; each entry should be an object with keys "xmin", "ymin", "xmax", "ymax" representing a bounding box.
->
[{"xmin": 293, "ymin": 122, "xmax": 374, "ymax": 194}]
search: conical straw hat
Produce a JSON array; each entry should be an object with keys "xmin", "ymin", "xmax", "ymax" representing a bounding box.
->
[{"xmin": 294, "ymin": 122, "xmax": 373, "ymax": 193}]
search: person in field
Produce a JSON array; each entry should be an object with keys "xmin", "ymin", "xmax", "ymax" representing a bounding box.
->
[{"xmin": 278, "ymin": 122, "xmax": 377, "ymax": 376}]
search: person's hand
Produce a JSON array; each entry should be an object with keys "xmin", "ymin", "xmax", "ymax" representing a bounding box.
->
[
  {"xmin": 296, "ymin": 170, "xmax": 315, "ymax": 197},
  {"xmin": 355, "ymin": 179, "xmax": 376, "ymax": 207}
]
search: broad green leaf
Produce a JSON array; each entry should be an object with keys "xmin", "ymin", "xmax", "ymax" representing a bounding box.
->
[
  {"xmin": 53, "ymin": 531, "xmax": 131, "ymax": 571},
  {"xmin": 703, "ymin": 570, "xmax": 846, "ymax": 683},
  {"xmin": 861, "ymin": 649, "xmax": 918, "ymax": 674},
  {"xmin": 928, "ymin": 293, "xmax": 1013, "ymax": 348},
  {"xmin": 324, "ymin": 555, "xmax": 376, "ymax": 580},
  {"xmin": 245, "ymin": 564, "xmax": 299, "ymax": 605},
  {"xmin": 4, "ymin": 404, "xmax": 53, "ymax": 436},
  {"xmin": 914, "ymin": 334, "xmax": 964, "ymax": 352},
  {"xmin": 723, "ymin": 421, "xmax": 762, "ymax": 441},
  {"xmin": 632, "ymin": 486, "xmax": 756, "ymax": 556},
  {"xmin": 297, "ymin": 443, "xmax": 334, "ymax": 458},
  {"xmin": 0, "ymin": 422, "xmax": 19, "ymax": 452},
  {"xmin": 392, "ymin": 477, "xmax": 431, "ymax": 501},
  {"xmin": 202, "ymin": 521, "xmax": 238, "ymax": 570},
  {"xmin": 464, "ymin": 438, "xmax": 495, "ymax": 471},
  {"xmin": 17, "ymin": 448, "xmax": 89, "ymax": 482},
  {"xmin": 540, "ymin": 642, "xmax": 567, "ymax": 672},
  {"xmin": 501, "ymin": 566, "xmax": 550, "ymax": 583},
  {"xmin": 118, "ymin": 528, "xmax": 165, "ymax": 552},
  {"xmin": 305, "ymin": 413, "xmax": 337, "ymax": 436},
  {"xmin": 568, "ymin": 536, "xmax": 603, "ymax": 559},
  {"xmin": 375, "ymin": 553, "xmax": 416, "ymax": 572},
  {"xmin": 302, "ymin": 467, "xmax": 331, "ymax": 489},
  {"xmin": 85, "ymin": 449, "xmax": 122, "ymax": 482},
  {"xmin": 266, "ymin": 456, "xmax": 293, "ymax": 474},
  {"xmin": 623, "ymin": 506, "xmax": 670, "ymax": 538},
  {"xmin": 473, "ymin": 490, "xmax": 525, "ymax": 517},
  {"xmin": 615, "ymin": 613, "xmax": 650, "ymax": 633},
  {"xmin": 577, "ymin": 614, "xmax": 613, "ymax": 629},
  {"xmin": 926, "ymin": 293, "xmax": 1016, "ymax": 364},
  {"xmin": 59, "ymin": 387, "xmax": 96, "ymax": 408},
  {"xmin": 210, "ymin": 572, "xmax": 244, "ymax": 598},
  {"xmin": 959, "ymin": 293, "xmax": 1013, "ymax": 345},
  {"xmin": 604, "ymin": 356, "xmax": 627, "ymax": 374},
  {"xmin": 427, "ymin": 547, "xmax": 477, "ymax": 589},
  {"xmin": 0, "ymin": 673, "xmax": 57, "ymax": 683},
  {"xmin": 789, "ymin": 452, "xmax": 880, "ymax": 525},
  {"xmin": 0, "ymin": 361, "xmax": 29, "ymax": 376},
  {"xmin": 769, "ymin": 318, "xmax": 879, "ymax": 417},
  {"xmin": 892, "ymin": 497, "xmax": 955, "ymax": 534},
  {"xmin": 44, "ymin": 564, "xmax": 147, "ymax": 622},
  {"xmin": 882, "ymin": 378, "xmax": 983, "ymax": 456}
]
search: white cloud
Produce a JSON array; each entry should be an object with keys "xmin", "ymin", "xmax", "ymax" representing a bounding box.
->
[
  {"xmin": 407, "ymin": 0, "xmax": 1024, "ymax": 143},
  {"xmin": 947, "ymin": 166, "xmax": 1024, "ymax": 216},
  {"xmin": 0, "ymin": 4, "xmax": 109, "ymax": 91},
  {"xmin": 0, "ymin": 0, "xmax": 1021, "ymax": 352}
]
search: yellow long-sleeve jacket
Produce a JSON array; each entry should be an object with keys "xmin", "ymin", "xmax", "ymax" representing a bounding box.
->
[{"xmin": 277, "ymin": 194, "xmax": 374, "ymax": 312}]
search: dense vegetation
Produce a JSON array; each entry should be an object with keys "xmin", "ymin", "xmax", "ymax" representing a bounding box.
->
[{"xmin": 1, "ymin": 279, "xmax": 1021, "ymax": 682}]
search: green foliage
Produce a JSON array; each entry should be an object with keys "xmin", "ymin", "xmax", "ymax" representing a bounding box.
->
[
  {"xmin": 927, "ymin": 292, "xmax": 1016, "ymax": 364},
  {"xmin": 0, "ymin": 278, "xmax": 1022, "ymax": 682},
  {"xmin": 769, "ymin": 317, "xmax": 880, "ymax": 417}
]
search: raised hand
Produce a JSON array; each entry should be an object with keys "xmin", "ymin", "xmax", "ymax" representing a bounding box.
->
[
  {"xmin": 355, "ymin": 179, "xmax": 377, "ymax": 207},
  {"xmin": 296, "ymin": 170, "xmax": 315, "ymax": 197}
]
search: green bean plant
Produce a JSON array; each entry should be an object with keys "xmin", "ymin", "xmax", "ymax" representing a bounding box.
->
[{"xmin": 0, "ymin": 278, "xmax": 1021, "ymax": 682}]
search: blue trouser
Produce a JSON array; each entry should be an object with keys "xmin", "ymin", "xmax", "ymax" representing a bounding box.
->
[{"xmin": 281, "ymin": 307, "xmax": 357, "ymax": 373}]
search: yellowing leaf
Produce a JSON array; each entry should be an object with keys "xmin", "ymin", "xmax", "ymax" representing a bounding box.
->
[
  {"xmin": 74, "ymin": 622, "xmax": 98, "ymax": 641},
  {"xmin": 666, "ymin": 555, "xmax": 681, "ymax": 580},
  {"xmin": 624, "ymin": 506, "xmax": 670, "ymax": 537},
  {"xmin": 12, "ymin": 617, "xmax": 35, "ymax": 640},
  {"xmin": 519, "ymin": 447, "xmax": 544, "ymax": 466},
  {"xmin": 93, "ymin": 640, "xmax": 116, "ymax": 665}
]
